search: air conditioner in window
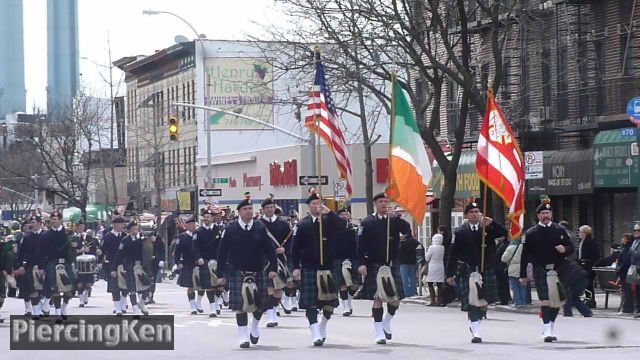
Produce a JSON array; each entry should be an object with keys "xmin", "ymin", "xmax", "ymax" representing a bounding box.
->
[{"xmin": 538, "ymin": 106, "xmax": 553, "ymax": 120}]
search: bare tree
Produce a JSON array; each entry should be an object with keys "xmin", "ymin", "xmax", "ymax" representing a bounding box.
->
[{"xmin": 271, "ymin": 0, "xmax": 519, "ymax": 228}]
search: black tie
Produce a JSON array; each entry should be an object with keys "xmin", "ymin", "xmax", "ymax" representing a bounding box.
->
[
  {"xmin": 245, "ymin": 225, "xmax": 249, "ymax": 231},
  {"xmin": 472, "ymin": 225, "xmax": 477, "ymax": 232}
]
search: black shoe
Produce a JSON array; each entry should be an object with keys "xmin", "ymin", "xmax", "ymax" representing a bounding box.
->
[
  {"xmin": 471, "ymin": 337, "xmax": 482, "ymax": 343},
  {"xmin": 551, "ymin": 336, "xmax": 557, "ymax": 341},
  {"xmin": 223, "ymin": 300, "xmax": 229, "ymax": 307},
  {"xmin": 209, "ymin": 313, "xmax": 217, "ymax": 318},
  {"xmin": 240, "ymin": 342, "xmax": 250, "ymax": 349},
  {"xmin": 147, "ymin": 299, "xmax": 156, "ymax": 305},
  {"xmin": 284, "ymin": 309, "xmax": 292, "ymax": 315},
  {"xmin": 61, "ymin": 315, "xmax": 68, "ymax": 321},
  {"xmin": 384, "ymin": 331, "xmax": 392, "ymax": 340},
  {"xmin": 25, "ymin": 312, "xmax": 32, "ymax": 316},
  {"xmin": 343, "ymin": 311, "xmax": 351, "ymax": 316},
  {"xmin": 197, "ymin": 308, "xmax": 204, "ymax": 313},
  {"xmin": 55, "ymin": 318, "xmax": 63, "ymax": 324},
  {"xmin": 42, "ymin": 311, "xmax": 49, "ymax": 316},
  {"xmin": 292, "ymin": 307, "xmax": 298, "ymax": 312},
  {"xmin": 266, "ymin": 322, "xmax": 277, "ymax": 328},
  {"xmin": 276, "ymin": 311, "xmax": 280, "ymax": 316},
  {"xmin": 313, "ymin": 339, "xmax": 324, "ymax": 347},
  {"xmin": 191, "ymin": 311, "xmax": 198, "ymax": 315},
  {"xmin": 544, "ymin": 336, "xmax": 554, "ymax": 343},
  {"xmin": 116, "ymin": 313, "xmax": 123, "ymax": 317},
  {"xmin": 31, "ymin": 315, "xmax": 40, "ymax": 321},
  {"xmin": 376, "ymin": 339, "xmax": 387, "ymax": 345},
  {"xmin": 250, "ymin": 334, "xmax": 259, "ymax": 344},
  {"xmin": 79, "ymin": 304, "xmax": 85, "ymax": 308},
  {"xmin": 217, "ymin": 310, "xmax": 221, "ymax": 315},
  {"xmin": 634, "ymin": 312, "xmax": 640, "ymax": 319}
]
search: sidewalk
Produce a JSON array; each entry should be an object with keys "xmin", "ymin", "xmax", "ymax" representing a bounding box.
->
[{"xmin": 402, "ymin": 292, "xmax": 638, "ymax": 320}]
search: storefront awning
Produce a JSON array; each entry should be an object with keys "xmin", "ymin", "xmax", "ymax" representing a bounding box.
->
[
  {"xmin": 527, "ymin": 148, "xmax": 594, "ymax": 196},
  {"xmin": 430, "ymin": 150, "xmax": 480, "ymax": 199},
  {"xmin": 594, "ymin": 128, "xmax": 639, "ymax": 188}
]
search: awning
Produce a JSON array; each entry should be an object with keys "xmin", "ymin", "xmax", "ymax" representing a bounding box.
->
[
  {"xmin": 594, "ymin": 128, "xmax": 639, "ymax": 188},
  {"xmin": 430, "ymin": 150, "xmax": 480, "ymax": 198},
  {"xmin": 527, "ymin": 148, "xmax": 594, "ymax": 196}
]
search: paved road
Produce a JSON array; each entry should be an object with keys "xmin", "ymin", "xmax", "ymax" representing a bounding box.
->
[{"xmin": 1, "ymin": 280, "xmax": 638, "ymax": 359}]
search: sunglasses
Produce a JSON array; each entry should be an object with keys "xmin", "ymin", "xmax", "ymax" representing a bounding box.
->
[{"xmin": 634, "ymin": 229, "xmax": 640, "ymax": 232}]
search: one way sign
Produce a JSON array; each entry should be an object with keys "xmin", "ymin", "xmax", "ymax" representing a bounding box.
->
[
  {"xmin": 199, "ymin": 188, "xmax": 222, "ymax": 197},
  {"xmin": 298, "ymin": 175, "xmax": 328, "ymax": 186}
]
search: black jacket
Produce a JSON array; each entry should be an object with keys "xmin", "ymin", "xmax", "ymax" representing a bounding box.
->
[
  {"xmin": 446, "ymin": 221, "xmax": 507, "ymax": 277},
  {"xmin": 578, "ymin": 235, "xmax": 600, "ymax": 270},
  {"xmin": 292, "ymin": 212, "xmax": 347, "ymax": 270},
  {"xmin": 357, "ymin": 214, "xmax": 411, "ymax": 266},
  {"xmin": 520, "ymin": 222, "xmax": 575, "ymax": 278}
]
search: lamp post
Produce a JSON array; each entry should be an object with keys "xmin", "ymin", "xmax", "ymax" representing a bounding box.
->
[{"xmin": 142, "ymin": 9, "xmax": 212, "ymax": 187}]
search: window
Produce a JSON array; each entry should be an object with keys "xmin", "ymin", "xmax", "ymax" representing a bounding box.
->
[
  {"xmin": 541, "ymin": 45, "xmax": 552, "ymax": 108},
  {"xmin": 447, "ymin": 79, "xmax": 459, "ymax": 137},
  {"xmin": 577, "ymin": 41, "xmax": 589, "ymax": 118},
  {"xmin": 557, "ymin": 47, "xmax": 568, "ymax": 121}
]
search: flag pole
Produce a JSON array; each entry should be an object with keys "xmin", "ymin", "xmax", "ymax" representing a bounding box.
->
[
  {"xmin": 314, "ymin": 46, "xmax": 324, "ymax": 267},
  {"xmin": 386, "ymin": 72, "xmax": 397, "ymax": 264},
  {"xmin": 479, "ymin": 89, "xmax": 494, "ymax": 274}
]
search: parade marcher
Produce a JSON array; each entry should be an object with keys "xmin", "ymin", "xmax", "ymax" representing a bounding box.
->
[
  {"xmin": 111, "ymin": 222, "xmax": 151, "ymax": 316},
  {"xmin": 75, "ymin": 227, "xmax": 98, "ymax": 307},
  {"xmin": 100, "ymin": 217, "xmax": 128, "ymax": 315},
  {"xmin": 446, "ymin": 201, "xmax": 507, "ymax": 343},
  {"xmin": 258, "ymin": 195, "xmax": 293, "ymax": 327},
  {"xmin": 14, "ymin": 217, "xmax": 39, "ymax": 317},
  {"xmin": 175, "ymin": 217, "xmax": 202, "ymax": 314},
  {"xmin": 39, "ymin": 211, "xmax": 76, "ymax": 321},
  {"xmin": 291, "ymin": 191, "xmax": 347, "ymax": 346},
  {"xmin": 216, "ymin": 196, "xmax": 278, "ymax": 349},
  {"xmin": 214, "ymin": 209, "xmax": 230, "ymax": 308},
  {"xmin": 334, "ymin": 208, "xmax": 358, "ymax": 316},
  {"xmin": 194, "ymin": 208, "xmax": 224, "ymax": 317},
  {"xmin": 357, "ymin": 192, "xmax": 411, "ymax": 345},
  {"xmin": 142, "ymin": 231, "xmax": 165, "ymax": 305},
  {"xmin": 520, "ymin": 201, "xmax": 575, "ymax": 342}
]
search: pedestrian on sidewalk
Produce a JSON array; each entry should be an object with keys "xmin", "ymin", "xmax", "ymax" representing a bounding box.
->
[
  {"xmin": 399, "ymin": 233, "xmax": 420, "ymax": 298},
  {"xmin": 617, "ymin": 233, "xmax": 635, "ymax": 314},
  {"xmin": 495, "ymin": 236, "xmax": 512, "ymax": 305},
  {"xmin": 630, "ymin": 224, "xmax": 640, "ymax": 318},
  {"xmin": 577, "ymin": 225, "xmax": 599, "ymax": 309},
  {"xmin": 424, "ymin": 230, "xmax": 445, "ymax": 306},
  {"xmin": 501, "ymin": 238, "xmax": 526, "ymax": 307}
]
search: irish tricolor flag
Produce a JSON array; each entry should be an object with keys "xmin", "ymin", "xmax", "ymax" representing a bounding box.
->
[{"xmin": 386, "ymin": 78, "xmax": 432, "ymax": 222}]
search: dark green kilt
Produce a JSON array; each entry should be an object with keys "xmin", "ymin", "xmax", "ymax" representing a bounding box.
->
[
  {"xmin": 18, "ymin": 265, "xmax": 41, "ymax": 297},
  {"xmin": 532, "ymin": 265, "xmax": 550, "ymax": 301},
  {"xmin": 363, "ymin": 263, "xmax": 405, "ymax": 301},
  {"xmin": 298, "ymin": 267, "xmax": 340, "ymax": 309},
  {"xmin": 177, "ymin": 265, "xmax": 194, "ymax": 288},
  {"xmin": 228, "ymin": 270, "xmax": 269, "ymax": 312},
  {"xmin": 193, "ymin": 264, "xmax": 214, "ymax": 290},
  {"xmin": 45, "ymin": 262, "xmax": 76, "ymax": 294},
  {"xmin": 456, "ymin": 263, "xmax": 496, "ymax": 312},
  {"xmin": 103, "ymin": 262, "xmax": 120, "ymax": 293}
]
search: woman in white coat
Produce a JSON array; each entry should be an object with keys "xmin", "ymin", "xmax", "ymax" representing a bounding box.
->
[{"xmin": 424, "ymin": 232, "xmax": 445, "ymax": 306}]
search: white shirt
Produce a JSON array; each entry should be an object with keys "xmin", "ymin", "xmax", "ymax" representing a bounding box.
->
[
  {"xmin": 263, "ymin": 215, "xmax": 278, "ymax": 223},
  {"xmin": 538, "ymin": 222, "xmax": 551, "ymax": 228},
  {"xmin": 111, "ymin": 230, "xmax": 121, "ymax": 237},
  {"xmin": 469, "ymin": 223, "xmax": 480, "ymax": 232},
  {"xmin": 374, "ymin": 213, "xmax": 387, "ymax": 220},
  {"xmin": 202, "ymin": 224, "xmax": 214, "ymax": 231},
  {"xmin": 239, "ymin": 219, "xmax": 254, "ymax": 231},
  {"xmin": 51, "ymin": 226, "xmax": 63, "ymax": 232}
]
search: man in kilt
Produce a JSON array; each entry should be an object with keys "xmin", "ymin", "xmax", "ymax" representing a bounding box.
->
[
  {"xmin": 291, "ymin": 191, "xmax": 347, "ymax": 346},
  {"xmin": 520, "ymin": 201, "xmax": 575, "ymax": 342},
  {"xmin": 100, "ymin": 217, "xmax": 127, "ymax": 315},
  {"xmin": 14, "ymin": 216, "xmax": 42, "ymax": 317},
  {"xmin": 75, "ymin": 227, "xmax": 98, "ymax": 308},
  {"xmin": 111, "ymin": 222, "xmax": 151, "ymax": 316},
  {"xmin": 446, "ymin": 201, "xmax": 507, "ymax": 343},
  {"xmin": 335, "ymin": 208, "xmax": 358, "ymax": 316},
  {"xmin": 175, "ymin": 217, "xmax": 202, "ymax": 314},
  {"xmin": 39, "ymin": 211, "xmax": 76, "ymax": 322},
  {"xmin": 194, "ymin": 208, "xmax": 224, "ymax": 317},
  {"xmin": 216, "ymin": 197, "xmax": 278, "ymax": 349},
  {"xmin": 357, "ymin": 193, "xmax": 411, "ymax": 344},
  {"xmin": 258, "ymin": 195, "xmax": 293, "ymax": 327},
  {"xmin": 142, "ymin": 230, "xmax": 165, "ymax": 305}
]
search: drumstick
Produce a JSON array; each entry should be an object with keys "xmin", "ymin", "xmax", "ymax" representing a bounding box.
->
[{"xmin": 280, "ymin": 230, "xmax": 294, "ymax": 247}]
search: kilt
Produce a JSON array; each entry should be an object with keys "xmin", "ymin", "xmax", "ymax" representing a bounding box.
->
[
  {"xmin": 194, "ymin": 264, "xmax": 214, "ymax": 290},
  {"xmin": 228, "ymin": 270, "xmax": 269, "ymax": 312},
  {"xmin": 122, "ymin": 263, "xmax": 150, "ymax": 293},
  {"xmin": 45, "ymin": 262, "xmax": 76, "ymax": 294},
  {"xmin": 76, "ymin": 273, "xmax": 95, "ymax": 285},
  {"xmin": 532, "ymin": 265, "xmax": 550, "ymax": 301},
  {"xmin": 103, "ymin": 262, "xmax": 119, "ymax": 293},
  {"xmin": 456, "ymin": 263, "xmax": 496, "ymax": 311},
  {"xmin": 18, "ymin": 265, "xmax": 39, "ymax": 297},
  {"xmin": 177, "ymin": 265, "xmax": 194, "ymax": 288},
  {"xmin": 333, "ymin": 259, "xmax": 359, "ymax": 288},
  {"xmin": 363, "ymin": 263, "xmax": 405, "ymax": 301},
  {"xmin": 299, "ymin": 267, "xmax": 340, "ymax": 309}
]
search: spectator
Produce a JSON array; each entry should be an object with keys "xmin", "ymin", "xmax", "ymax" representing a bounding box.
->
[
  {"xmin": 501, "ymin": 238, "xmax": 526, "ymax": 307},
  {"xmin": 630, "ymin": 224, "xmax": 640, "ymax": 318},
  {"xmin": 424, "ymin": 232, "xmax": 445, "ymax": 306},
  {"xmin": 399, "ymin": 234, "xmax": 420, "ymax": 297},
  {"xmin": 560, "ymin": 258, "xmax": 593, "ymax": 318},
  {"xmin": 495, "ymin": 236, "xmax": 512, "ymax": 305},
  {"xmin": 595, "ymin": 244, "xmax": 621, "ymax": 267},
  {"xmin": 617, "ymin": 233, "xmax": 635, "ymax": 314},
  {"xmin": 559, "ymin": 221, "xmax": 577, "ymax": 261},
  {"xmin": 577, "ymin": 225, "xmax": 600, "ymax": 308}
]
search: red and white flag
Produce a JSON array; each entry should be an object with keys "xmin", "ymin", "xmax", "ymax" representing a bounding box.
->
[
  {"xmin": 305, "ymin": 50, "xmax": 353, "ymax": 196},
  {"xmin": 475, "ymin": 92, "xmax": 525, "ymax": 239}
]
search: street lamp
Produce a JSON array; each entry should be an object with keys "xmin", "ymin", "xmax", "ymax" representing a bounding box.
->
[{"xmin": 142, "ymin": 9, "xmax": 212, "ymax": 187}]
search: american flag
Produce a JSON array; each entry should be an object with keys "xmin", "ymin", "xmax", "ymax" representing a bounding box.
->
[{"xmin": 305, "ymin": 51, "xmax": 353, "ymax": 196}]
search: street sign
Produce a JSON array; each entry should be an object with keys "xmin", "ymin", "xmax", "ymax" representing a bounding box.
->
[
  {"xmin": 627, "ymin": 97, "xmax": 640, "ymax": 121},
  {"xmin": 212, "ymin": 177, "xmax": 229, "ymax": 184},
  {"xmin": 524, "ymin": 151, "xmax": 544, "ymax": 180},
  {"xmin": 333, "ymin": 180, "xmax": 347, "ymax": 200},
  {"xmin": 298, "ymin": 175, "xmax": 329, "ymax": 186},
  {"xmin": 199, "ymin": 188, "xmax": 222, "ymax": 197}
]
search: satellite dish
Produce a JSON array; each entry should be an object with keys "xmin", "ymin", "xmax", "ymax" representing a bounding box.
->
[{"xmin": 174, "ymin": 35, "xmax": 189, "ymax": 43}]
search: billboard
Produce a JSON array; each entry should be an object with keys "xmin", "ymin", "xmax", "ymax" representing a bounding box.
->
[{"xmin": 204, "ymin": 57, "xmax": 274, "ymax": 129}]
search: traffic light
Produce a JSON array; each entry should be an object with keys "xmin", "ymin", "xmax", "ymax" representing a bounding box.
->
[{"xmin": 169, "ymin": 113, "xmax": 179, "ymax": 141}]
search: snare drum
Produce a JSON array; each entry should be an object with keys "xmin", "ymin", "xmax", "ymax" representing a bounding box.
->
[{"xmin": 76, "ymin": 254, "xmax": 97, "ymax": 274}]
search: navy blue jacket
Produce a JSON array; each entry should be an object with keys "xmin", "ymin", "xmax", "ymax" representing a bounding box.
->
[{"xmin": 291, "ymin": 212, "xmax": 347, "ymax": 270}]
